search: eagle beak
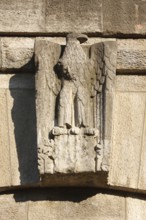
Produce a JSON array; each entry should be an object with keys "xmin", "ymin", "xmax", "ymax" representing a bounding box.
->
[{"xmin": 76, "ymin": 34, "xmax": 88, "ymax": 44}]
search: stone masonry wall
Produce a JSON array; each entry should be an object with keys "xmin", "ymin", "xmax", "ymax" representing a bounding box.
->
[
  {"xmin": 0, "ymin": 0, "xmax": 146, "ymax": 36},
  {"xmin": 0, "ymin": 0, "xmax": 146, "ymax": 219}
]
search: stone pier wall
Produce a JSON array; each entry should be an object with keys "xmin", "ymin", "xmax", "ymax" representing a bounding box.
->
[{"xmin": 0, "ymin": 0, "xmax": 146, "ymax": 219}]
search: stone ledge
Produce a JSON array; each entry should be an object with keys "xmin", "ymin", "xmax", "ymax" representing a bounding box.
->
[
  {"xmin": 1, "ymin": 189, "xmax": 146, "ymax": 220},
  {"xmin": 0, "ymin": 0, "xmax": 146, "ymax": 36},
  {"xmin": 0, "ymin": 38, "xmax": 146, "ymax": 73}
]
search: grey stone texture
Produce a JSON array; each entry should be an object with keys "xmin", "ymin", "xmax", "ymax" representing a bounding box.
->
[
  {"xmin": 0, "ymin": 0, "xmax": 45, "ymax": 33},
  {"xmin": 28, "ymin": 191, "xmax": 125, "ymax": 220},
  {"xmin": 0, "ymin": 38, "xmax": 146, "ymax": 192},
  {"xmin": 0, "ymin": 74, "xmax": 39, "ymax": 189},
  {"xmin": 0, "ymin": 38, "xmax": 146, "ymax": 73},
  {"xmin": 0, "ymin": 189, "xmax": 146, "ymax": 220},
  {"xmin": 0, "ymin": 194, "xmax": 28, "ymax": 220},
  {"xmin": 35, "ymin": 36, "xmax": 117, "ymax": 186},
  {"xmin": 117, "ymin": 39, "xmax": 146, "ymax": 73},
  {"xmin": 109, "ymin": 75, "xmax": 146, "ymax": 191},
  {"xmin": 45, "ymin": 0, "xmax": 102, "ymax": 33},
  {"xmin": 103, "ymin": 0, "xmax": 146, "ymax": 35},
  {"xmin": 0, "ymin": 0, "xmax": 146, "ymax": 219},
  {"xmin": 0, "ymin": 90, "xmax": 11, "ymax": 187},
  {"xmin": 0, "ymin": 38, "xmax": 34, "ymax": 72},
  {"xmin": 0, "ymin": 0, "xmax": 146, "ymax": 35}
]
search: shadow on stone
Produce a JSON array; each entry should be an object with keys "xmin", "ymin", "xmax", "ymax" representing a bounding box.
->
[
  {"xmin": 19, "ymin": 55, "xmax": 35, "ymax": 73},
  {"xmin": 13, "ymin": 187, "xmax": 146, "ymax": 203},
  {"xmin": 9, "ymin": 74, "xmax": 39, "ymax": 185},
  {"xmin": 13, "ymin": 188, "xmax": 102, "ymax": 203},
  {"xmin": 5, "ymin": 55, "xmax": 35, "ymax": 73}
]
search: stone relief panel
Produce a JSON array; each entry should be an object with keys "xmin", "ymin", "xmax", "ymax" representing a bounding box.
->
[{"xmin": 35, "ymin": 34, "xmax": 117, "ymax": 180}]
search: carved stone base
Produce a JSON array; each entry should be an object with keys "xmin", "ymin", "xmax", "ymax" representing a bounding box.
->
[
  {"xmin": 51, "ymin": 127, "xmax": 99, "ymax": 136},
  {"xmin": 53, "ymin": 133, "xmax": 98, "ymax": 173},
  {"xmin": 38, "ymin": 127, "xmax": 102, "ymax": 176},
  {"xmin": 40, "ymin": 172, "xmax": 107, "ymax": 187}
]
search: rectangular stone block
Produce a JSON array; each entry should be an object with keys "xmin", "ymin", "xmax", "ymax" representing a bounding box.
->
[
  {"xmin": 109, "ymin": 75, "xmax": 146, "ymax": 189},
  {"xmin": 0, "ymin": 0, "xmax": 146, "ymax": 36},
  {"xmin": 116, "ymin": 75, "xmax": 146, "ymax": 92},
  {"xmin": 0, "ymin": 90, "xmax": 11, "ymax": 187},
  {"xmin": 7, "ymin": 85, "xmax": 39, "ymax": 186},
  {"xmin": 54, "ymin": 135, "xmax": 96, "ymax": 173},
  {"xmin": 0, "ymin": 194, "xmax": 27, "ymax": 220},
  {"xmin": 1, "ymin": 38, "xmax": 34, "ymax": 72},
  {"xmin": 28, "ymin": 192, "xmax": 125, "ymax": 220},
  {"xmin": 117, "ymin": 40, "xmax": 146, "ymax": 73},
  {"xmin": 0, "ymin": 0, "xmax": 45, "ymax": 33},
  {"xmin": 138, "ymin": 104, "xmax": 146, "ymax": 190},
  {"xmin": 0, "ymin": 0, "xmax": 103, "ymax": 35},
  {"xmin": 126, "ymin": 197, "xmax": 146, "ymax": 220},
  {"xmin": 45, "ymin": 0, "xmax": 102, "ymax": 33},
  {"xmin": 103, "ymin": 0, "xmax": 146, "ymax": 35},
  {"xmin": 0, "ymin": 38, "xmax": 2, "ymax": 69},
  {"xmin": 0, "ymin": 74, "xmax": 38, "ymax": 187}
]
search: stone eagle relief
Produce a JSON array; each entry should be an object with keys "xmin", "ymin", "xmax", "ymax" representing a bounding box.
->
[{"xmin": 35, "ymin": 34, "xmax": 117, "ymax": 178}]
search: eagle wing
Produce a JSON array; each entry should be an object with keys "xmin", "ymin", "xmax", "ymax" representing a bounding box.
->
[
  {"xmin": 90, "ymin": 41, "xmax": 117, "ymax": 93},
  {"xmin": 90, "ymin": 41, "xmax": 117, "ymax": 171},
  {"xmin": 35, "ymin": 40, "xmax": 61, "ymax": 174}
]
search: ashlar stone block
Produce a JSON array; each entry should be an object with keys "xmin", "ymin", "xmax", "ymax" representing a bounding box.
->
[
  {"xmin": 0, "ymin": 90, "xmax": 11, "ymax": 187},
  {"xmin": 1, "ymin": 38, "xmax": 34, "ymax": 72},
  {"xmin": 103, "ymin": 0, "xmax": 146, "ymax": 35},
  {"xmin": 0, "ymin": 74, "xmax": 39, "ymax": 189},
  {"xmin": 0, "ymin": 194, "xmax": 27, "ymax": 220},
  {"xmin": 126, "ymin": 196, "xmax": 146, "ymax": 220},
  {"xmin": 28, "ymin": 191, "xmax": 125, "ymax": 220},
  {"xmin": 45, "ymin": 0, "xmax": 102, "ymax": 33},
  {"xmin": 109, "ymin": 75, "xmax": 146, "ymax": 191},
  {"xmin": 0, "ymin": 0, "xmax": 45, "ymax": 33}
]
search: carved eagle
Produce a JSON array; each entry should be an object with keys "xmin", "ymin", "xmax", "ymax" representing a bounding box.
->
[
  {"xmin": 35, "ymin": 34, "xmax": 117, "ymax": 174},
  {"xmin": 35, "ymin": 33, "xmax": 117, "ymax": 130},
  {"xmin": 55, "ymin": 33, "xmax": 117, "ymax": 128}
]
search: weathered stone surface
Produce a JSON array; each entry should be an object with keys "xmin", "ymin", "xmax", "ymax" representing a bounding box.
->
[
  {"xmin": 8, "ymin": 75, "xmax": 39, "ymax": 186},
  {"xmin": 117, "ymin": 39, "xmax": 146, "ymax": 73},
  {"xmin": 0, "ymin": 194, "xmax": 27, "ymax": 220},
  {"xmin": 34, "ymin": 38, "xmax": 146, "ymax": 74},
  {"xmin": 0, "ymin": 90, "xmax": 11, "ymax": 187},
  {"xmin": 0, "ymin": 0, "xmax": 45, "ymax": 33},
  {"xmin": 3, "ymin": 190, "xmax": 146, "ymax": 220},
  {"xmin": 109, "ymin": 75, "xmax": 146, "ymax": 190},
  {"xmin": 115, "ymin": 75, "xmax": 146, "ymax": 92},
  {"xmin": 0, "ymin": 0, "xmax": 102, "ymax": 35},
  {"xmin": 28, "ymin": 190, "xmax": 125, "ymax": 220},
  {"xmin": 45, "ymin": 0, "xmax": 102, "ymax": 33},
  {"xmin": 0, "ymin": 74, "xmax": 39, "ymax": 188},
  {"xmin": 54, "ymin": 135, "xmax": 96, "ymax": 173},
  {"xmin": 138, "ymin": 98, "xmax": 146, "ymax": 191},
  {"xmin": 36, "ymin": 37, "xmax": 116, "ymax": 46},
  {"xmin": 35, "ymin": 36, "xmax": 117, "ymax": 186},
  {"xmin": 0, "ymin": 0, "xmax": 146, "ymax": 35},
  {"xmin": 103, "ymin": 0, "xmax": 146, "ymax": 35},
  {"xmin": 0, "ymin": 38, "xmax": 2, "ymax": 68},
  {"xmin": 1, "ymin": 38, "xmax": 34, "ymax": 72},
  {"xmin": 126, "ymin": 196, "xmax": 146, "ymax": 220},
  {"xmin": 7, "ymin": 89, "xmax": 39, "ymax": 186},
  {"xmin": 38, "ymin": 38, "xmax": 146, "ymax": 74},
  {"xmin": 0, "ymin": 74, "xmax": 35, "ymax": 89},
  {"xmin": 0, "ymin": 38, "xmax": 146, "ymax": 73}
]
